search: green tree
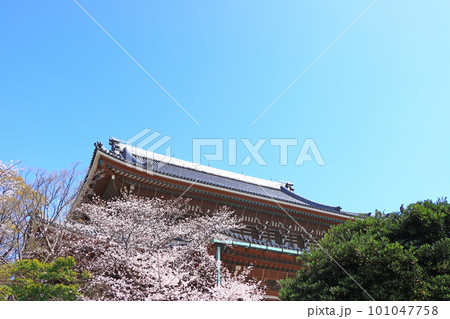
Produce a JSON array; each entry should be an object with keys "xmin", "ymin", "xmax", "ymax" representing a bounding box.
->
[
  {"xmin": 279, "ymin": 198, "xmax": 450, "ymax": 301},
  {"xmin": 0, "ymin": 256, "xmax": 90, "ymax": 301}
]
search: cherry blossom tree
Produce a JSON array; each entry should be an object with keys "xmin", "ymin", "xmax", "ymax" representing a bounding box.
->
[
  {"xmin": 0, "ymin": 161, "xmax": 24, "ymax": 264},
  {"xmin": 0, "ymin": 161, "xmax": 21, "ymax": 207},
  {"xmin": 62, "ymin": 195, "xmax": 264, "ymax": 301},
  {"xmin": 0, "ymin": 162, "xmax": 82, "ymax": 263}
]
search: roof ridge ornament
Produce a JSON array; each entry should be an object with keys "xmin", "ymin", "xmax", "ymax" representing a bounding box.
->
[
  {"xmin": 109, "ymin": 137, "xmax": 121, "ymax": 155},
  {"xmin": 279, "ymin": 180, "xmax": 294, "ymax": 191},
  {"xmin": 285, "ymin": 182, "xmax": 294, "ymax": 191}
]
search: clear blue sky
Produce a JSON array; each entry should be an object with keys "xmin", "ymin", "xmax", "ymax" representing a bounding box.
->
[{"xmin": 1, "ymin": 0, "xmax": 449, "ymax": 214}]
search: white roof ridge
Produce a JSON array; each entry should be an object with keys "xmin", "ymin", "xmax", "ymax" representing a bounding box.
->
[{"xmin": 115, "ymin": 141, "xmax": 284, "ymax": 190}]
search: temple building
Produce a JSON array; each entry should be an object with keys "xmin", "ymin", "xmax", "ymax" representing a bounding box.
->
[{"xmin": 79, "ymin": 138, "xmax": 360, "ymax": 299}]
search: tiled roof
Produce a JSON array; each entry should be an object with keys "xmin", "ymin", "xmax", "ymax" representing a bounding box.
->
[{"xmin": 93, "ymin": 139, "xmax": 361, "ymax": 217}]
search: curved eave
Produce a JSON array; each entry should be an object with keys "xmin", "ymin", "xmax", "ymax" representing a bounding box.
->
[
  {"xmin": 120, "ymin": 145, "xmax": 350, "ymax": 215},
  {"xmin": 91, "ymin": 148, "xmax": 358, "ymax": 221},
  {"xmin": 73, "ymin": 146, "xmax": 102, "ymax": 208}
]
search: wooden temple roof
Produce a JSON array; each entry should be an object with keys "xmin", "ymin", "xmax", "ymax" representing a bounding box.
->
[{"xmin": 85, "ymin": 138, "xmax": 363, "ymax": 218}]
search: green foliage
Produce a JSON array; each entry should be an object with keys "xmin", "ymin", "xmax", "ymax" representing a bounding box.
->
[
  {"xmin": 279, "ymin": 198, "xmax": 450, "ymax": 301},
  {"xmin": 0, "ymin": 257, "xmax": 90, "ymax": 301}
]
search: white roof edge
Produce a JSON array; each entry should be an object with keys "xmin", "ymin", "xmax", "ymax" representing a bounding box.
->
[{"xmin": 114, "ymin": 140, "xmax": 285, "ymax": 190}]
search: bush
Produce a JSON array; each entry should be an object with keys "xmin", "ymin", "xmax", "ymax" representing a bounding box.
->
[
  {"xmin": 279, "ymin": 198, "xmax": 450, "ymax": 301},
  {"xmin": 0, "ymin": 257, "xmax": 90, "ymax": 301}
]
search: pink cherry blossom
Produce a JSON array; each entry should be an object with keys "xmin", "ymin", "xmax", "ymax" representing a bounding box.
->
[{"xmin": 62, "ymin": 195, "xmax": 264, "ymax": 301}]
